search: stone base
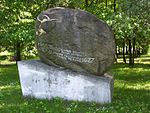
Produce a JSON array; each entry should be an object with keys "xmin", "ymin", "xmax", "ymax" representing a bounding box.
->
[{"xmin": 18, "ymin": 60, "xmax": 114, "ymax": 103}]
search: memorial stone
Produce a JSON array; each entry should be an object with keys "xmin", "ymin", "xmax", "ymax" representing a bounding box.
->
[
  {"xmin": 35, "ymin": 7, "xmax": 115, "ymax": 75},
  {"xmin": 18, "ymin": 7, "xmax": 115, "ymax": 103}
]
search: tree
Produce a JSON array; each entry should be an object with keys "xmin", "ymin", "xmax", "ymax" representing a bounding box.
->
[{"xmin": 1, "ymin": 0, "xmax": 149, "ymax": 64}]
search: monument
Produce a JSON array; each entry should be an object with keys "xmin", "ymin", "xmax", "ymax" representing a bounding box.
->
[{"xmin": 18, "ymin": 7, "xmax": 115, "ymax": 103}]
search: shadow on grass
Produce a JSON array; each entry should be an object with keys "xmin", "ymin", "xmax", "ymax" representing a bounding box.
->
[
  {"xmin": 0, "ymin": 86, "xmax": 149, "ymax": 113},
  {"xmin": 0, "ymin": 64, "xmax": 19, "ymax": 86},
  {"xmin": 112, "ymin": 63, "xmax": 150, "ymax": 69},
  {"xmin": 112, "ymin": 87, "xmax": 150, "ymax": 112},
  {"xmin": 112, "ymin": 63, "xmax": 150, "ymax": 83},
  {"xmin": 0, "ymin": 64, "xmax": 17, "ymax": 71},
  {"xmin": 115, "ymin": 71, "xmax": 150, "ymax": 83}
]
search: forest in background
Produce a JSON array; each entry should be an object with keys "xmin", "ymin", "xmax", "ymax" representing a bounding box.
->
[{"xmin": 0, "ymin": 0, "xmax": 150, "ymax": 66}]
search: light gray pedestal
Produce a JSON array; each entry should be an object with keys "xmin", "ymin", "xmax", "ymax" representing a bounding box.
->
[{"xmin": 18, "ymin": 60, "xmax": 113, "ymax": 103}]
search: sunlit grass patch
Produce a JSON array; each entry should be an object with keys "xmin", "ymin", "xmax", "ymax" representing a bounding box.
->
[
  {"xmin": 117, "ymin": 55, "xmax": 150, "ymax": 64},
  {"xmin": 0, "ymin": 55, "xmax": 150, "ymax": 112}
]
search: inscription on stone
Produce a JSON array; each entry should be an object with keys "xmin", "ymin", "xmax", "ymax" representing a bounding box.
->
[{"xmin": 38, "ymin": 42, "xmax": 95, "ymax": 63}]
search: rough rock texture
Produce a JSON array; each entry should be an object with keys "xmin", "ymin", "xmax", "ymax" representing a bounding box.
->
[
  {"xmin": 18, "ymin": 60, "xmax": 114, "ymax": 103},
  {"xmin": 36, "ymin": 7, "xmax": 115, "ymax": 75}
]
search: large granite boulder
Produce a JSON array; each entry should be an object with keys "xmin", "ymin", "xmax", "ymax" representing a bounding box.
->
[{"xmin": 35, "ymin": 7, "xmax": 115, "ymax": 75}]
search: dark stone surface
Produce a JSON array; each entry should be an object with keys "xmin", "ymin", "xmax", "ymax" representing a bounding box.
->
[{"xmin": 35, "ymin": 7, "xmax": 115, "ymax": 75}]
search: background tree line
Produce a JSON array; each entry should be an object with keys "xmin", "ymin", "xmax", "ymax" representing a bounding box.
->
[{"xmin": 0, "ymin": 0, "xmax": 150, "ymax": 66}]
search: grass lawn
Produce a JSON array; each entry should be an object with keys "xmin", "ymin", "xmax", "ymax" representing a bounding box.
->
[{"xmin": 0, "ymin": 56, "xmax": 150, "ymax": 113}]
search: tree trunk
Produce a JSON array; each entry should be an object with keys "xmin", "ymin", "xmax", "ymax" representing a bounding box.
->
[
  {"xmin": 115, "ymin": 46, "xmax": 118, "ymax": 63},
  {"xmin": 114, "ymin": 35, "xmax": 118, "ymax": 63},
  {"xmin": 85, "ymin": 0, "xmax": 88, "ymax": 7},
  {"xmin": 89, "ymin": 0, "xmax": 94, "ymax": 6},
  {"xmin": 137, "ymin": 47, "xmax": 140, "ymax": 57},
  {"xmin": 114, "ymin": 0, "xmax": 116, "ymax": 14},
  {"xmin": 118, "ymin": 47, "xmax": 121, "ymax": 55},
  {"xmin": 16, "ymin": 42, "xmax": 21, "ymax": 61},
  {"xmin": 129, "ymin": 39, "xmax": 133, "ymax": 66},
  {"xmin": 123, "ymin": 39, "xmax": 126, "ymax": 63},
  {"xmin": 132, "ymin": 36, "xmax": 136, "ymax": 64},
  {"xmin": 126, "ymin": 45, "xmax": 128, "ymax": 54},
  {"xmin": 105, "ymin": 0, "xmax": 107, "ymax": 7},
  {"xmin": 116, "ymin": 46, "xmax": 118, "ymax": 58}
]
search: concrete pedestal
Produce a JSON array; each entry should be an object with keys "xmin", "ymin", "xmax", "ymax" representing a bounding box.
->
[{"xmin": 18, "ymin": 60, "xmax": 114, "ymax": 103}]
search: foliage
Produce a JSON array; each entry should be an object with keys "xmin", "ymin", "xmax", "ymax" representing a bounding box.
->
[
  {"xmin": 0, "ymin": 0, "xmax": 149, "ymax": 62},
  {"xmin": 0, "ymin": 0, "xmax": 36, "ymax": 59},
  {"xmin": 0, "ymin": 56, "xmax": 150, "ymax": 113}
]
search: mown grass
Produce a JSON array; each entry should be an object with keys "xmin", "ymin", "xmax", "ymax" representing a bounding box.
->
[{"xmin": 0, "ymin": 56, "xmax": 150, "ymax": 113}]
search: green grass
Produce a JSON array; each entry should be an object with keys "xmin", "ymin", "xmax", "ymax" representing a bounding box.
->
[{"xmin": 0, "ymin": 57, "xmax": 150, "ymax": 113}]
